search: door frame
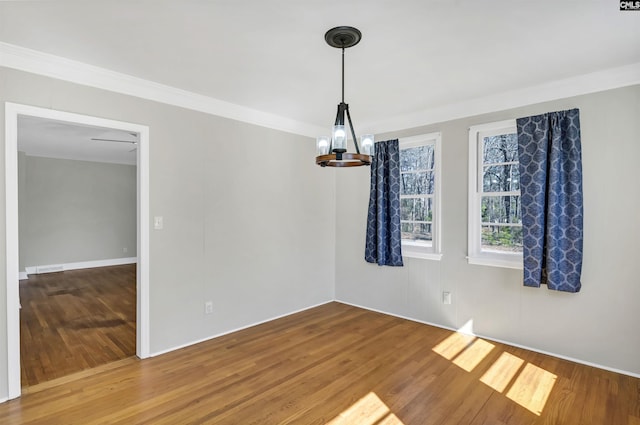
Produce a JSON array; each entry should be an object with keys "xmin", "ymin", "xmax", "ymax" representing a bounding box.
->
[{"xmin": 4, "ymin": 102, "xmax": 150, "ymax": 399}]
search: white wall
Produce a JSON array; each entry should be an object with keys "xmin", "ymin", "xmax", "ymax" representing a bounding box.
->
[
  {"xmin": 17, "ymin": 151, "xmax": 26, "ymax": 275},
  {"xmin": 18, "ymin": 155, "xmax": 137, "ymax": 271},
  {"xmin": 335, "ymin": 85, "xmax": 640, "ymax": 376},
  {"xmin": 0, "ymin": 67, "xmax": 336, "ymax": 399}
]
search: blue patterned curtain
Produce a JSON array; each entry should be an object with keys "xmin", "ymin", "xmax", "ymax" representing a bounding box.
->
[
  {"xmin": 365, "ymin": 139, "xmax": 403, "ymax": 266},
  {"xmin": 516, "ymin": 109, "xmax": 583, "ymax": 293}
]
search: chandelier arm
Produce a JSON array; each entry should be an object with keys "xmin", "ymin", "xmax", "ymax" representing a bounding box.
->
[
  {"xmin": 335, "ymin": 103, "xmax": 345, "ymax": 126},
  {"xmin": 345, "ymin": 106, "xmax": 360, "ymax": 154}
]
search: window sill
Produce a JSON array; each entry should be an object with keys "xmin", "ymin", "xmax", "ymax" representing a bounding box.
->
[
  {"xmin": 466, "ymin": 255, "xmax": 522, "ymax": 270},
  {"xmin": 402, "ymin": 250, "xmax": 443, "ymax": 261}
]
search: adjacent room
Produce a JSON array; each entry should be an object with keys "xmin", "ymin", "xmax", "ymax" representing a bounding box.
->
[
  {"xmin": 17, "ymin": 117, "xmax": 138, "ymax": 386},
  {"xmin": 0, "ymin": 1, "xmax": 638, "ymax": 424}
]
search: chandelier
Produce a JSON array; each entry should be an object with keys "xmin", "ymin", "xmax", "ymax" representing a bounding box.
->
[{"xmin": 316, "ymin": 26, "xmax": 374, "ymax": 167}]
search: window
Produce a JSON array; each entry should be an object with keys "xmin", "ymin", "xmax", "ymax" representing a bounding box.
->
[
  {"xmin": 399, "ymin": 133, "xmax": 442, "ymax": 260},
  {"xmin": 468, "ymin": 120, "xmax": 523, "ymax": 269}
]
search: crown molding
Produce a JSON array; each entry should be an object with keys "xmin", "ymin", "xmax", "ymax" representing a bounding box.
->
[
  {"xmin": 362, "ymin": 62, "xmax": 640, "ymax": 134},
  {"xmin": 1, "ymin": 42, "xmax": 638, "ymax": 137},
  {"xmin": 0, "ymin": 42, "xmax": 325, "ymax": 138}
]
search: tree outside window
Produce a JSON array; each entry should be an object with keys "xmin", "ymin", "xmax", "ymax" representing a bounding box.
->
[{"xmin": 481, "ymin": 133, "xmax": 522, "ymax": 253}]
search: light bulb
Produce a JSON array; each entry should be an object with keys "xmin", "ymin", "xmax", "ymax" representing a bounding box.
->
[
  {"xmin": 332, "ymin": 125, "xmax": 346, "ymax": 151},
  {"xmin": 316, "ymin": 136, "xmax": 330, "ymax": 155},
  {"xmin": 361, "ymin": 134, "xmax": 374, "ymax": 155}
]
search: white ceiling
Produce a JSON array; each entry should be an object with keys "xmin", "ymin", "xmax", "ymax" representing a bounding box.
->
[
  {"xmin": 1, "ymin": 1, "xmax": 639, "ymax": 138},
  {"xmin": 18, "ymin": 116, "xmax": 138, "ymax": 165}
]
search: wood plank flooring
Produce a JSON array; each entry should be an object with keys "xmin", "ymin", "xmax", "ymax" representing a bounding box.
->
[
  {"xmin": 19, "ymin": 264, "xmax": 136, "ymax": 387},
  {"xmin": 2, "ymin": 302, "xmax": 638, "ymax": 424}
]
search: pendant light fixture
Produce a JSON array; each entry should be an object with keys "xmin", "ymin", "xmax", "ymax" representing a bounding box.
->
[{"xmin": 316, "ymin": 26, "xmax": 374, "ymax": 167}]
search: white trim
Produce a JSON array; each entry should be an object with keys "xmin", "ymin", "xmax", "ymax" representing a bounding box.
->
[
  {"xmin": 4, "ymin": 103, "xmax": 150, "ymax": 400},
  {"xmin": 467, "ymin": 120, "xmax": 524, "ymax": 269},
  {"xmin": 362, "ymin": 62, "xmax": 640, "ymax": 134},
  {"xmin": 0, "ymin": 42, "xmax": 325, "ymax": 138},
  {"xmin": 18, "ymin": 272, "xmax": 28, "ymax": 281},
  {"xmin": 149, "ymin": 300, "xmax": 333, "ymax": 357},
  {"xmin": 0, "ymin": 42, "xmax": 638, "ymax": 138},
  {"xmin": 4, "ymin": 103, "xmax": 20, "ymax": 399},
  {"xmin": 468, "ymin": 119, "xmax": 516, "ymax": 135},
  {"xmin": 402, "ymin": 251, "xmax": 443, "ymax": 261},
  {"xmin": 23, "ymin": 257, "xmax": 137, "ymax": 277},
  {"xmin": 431, "ymin": 133, "xmax": 442, "ymax": 256},
  {"xmin": 399, "ymin": 133, "xmax": 438, "ymax": 148},
  {"xmin": 399, "ymin": 132, "xmax": 442, "ymax": 259},
  {"xmin": 335, "ymin": 300, "xmax": 640, "ymax": 379},
  {"xmin": 467, "ymin": 255, "xmax": 522, "ymax": 270},
  {"xmin": 137, "ymin": 121, "xmax": 150, "ymax": 360}
]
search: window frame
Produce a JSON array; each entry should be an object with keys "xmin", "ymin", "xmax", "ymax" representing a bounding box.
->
[
  {"xmin": 468, "ymin": 120, "xmax": 523, "ymax": 269},
  {"xmin": 399, "ymin": 132, "xmax": 442, "ymax": 261}
]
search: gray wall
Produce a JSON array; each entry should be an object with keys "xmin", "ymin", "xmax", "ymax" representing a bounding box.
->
[
  {"xmin": 1, "ymin": 64, "xmax": 636, "ymax": 402},
  {"xmin": 18, "ymin": 155, "xmax": 137, "ymax": 270},
  {"xmin": 335, "ymin": 85, "xmax": 640, "ymax": 375},
  {"xmin": 0, "ymin": 67, "xmax": 337, "ymax": 399}
]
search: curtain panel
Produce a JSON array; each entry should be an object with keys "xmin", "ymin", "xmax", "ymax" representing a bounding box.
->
[
  {"xmin": 365, "ymin": 139, "xmax": 403, "ymax": 266},
  {"xmin": 516, "ymin": 108, "xmax": 583, "ymax": 293}
]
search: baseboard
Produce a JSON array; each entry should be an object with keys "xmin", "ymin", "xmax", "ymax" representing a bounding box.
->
[
  {"xmin": 335, "ymin": 299, "xmax": 640, "ymax": 379},
  {"xmin": 23, "ymin": 257, "xmax": 137, "ymax": 278},
  {"xmin": 149, "ymin": 300, "xmax": 334, "ymax": 358},
  {"xmin": 18, "ymin": 271, "xmax": 28, "ymax": 280}
]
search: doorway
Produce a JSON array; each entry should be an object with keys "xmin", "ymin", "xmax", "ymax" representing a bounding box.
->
[{"xmin": 5, "ymin": 103, "xmax": 150, "ymax": 399}]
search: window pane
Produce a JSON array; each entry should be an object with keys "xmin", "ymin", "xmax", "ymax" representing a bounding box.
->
[
  {"xmin": 401, "ymin": 198, "xmax": 433, "ymax": 222},
  {"xmin": 483, "ymin": 133, "xmax": 517, "ymax": 164},
  {"xmin": 481, "ymin": 196, "xmax": 521, "ymax": 224},
  {"xmin": 402, "ymin": 222, "xmax": 432, "ymax": 242},
  {"xmin": 482, "ymin": 164, "xmax": 520, "ymax": 192},
  {"xmin": 481, "ymin": 225, "xmax": 523, "ymax": 252},
  {"xmin": 400, "ymin": 145, "xmax": 434, "ymax": 172},
  {"xmin": 401, "ymin": 171, "xmax": 434, "ymax": 195}
]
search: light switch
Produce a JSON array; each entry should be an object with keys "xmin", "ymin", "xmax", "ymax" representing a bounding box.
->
[{"xmin": 153, "ymin": 216, "xmax": 163, "ymax": 230}]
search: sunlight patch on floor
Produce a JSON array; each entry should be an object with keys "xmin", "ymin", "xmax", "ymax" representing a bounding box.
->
[
  {"xmin": 453, "ymin": 338, "xmax": 495, "ymax": 372},
  {"xmin": 432, "ymin": 331, "xmax": 475, "ymax": 360},
  {"xmin": 480, "ymin": 351, "xmax": 525, "ymax": 393},
  {"xmin": 432, "ymin": 320, "xmax": 494, "ymax": 373},
  {"xmin": 506, "ymin": 363, "xmax": 557, "ymax": 415},
  {"xmin": 328, "ymin": 392, "xmax": 405, "ymax": 425},
  {"xmin": 433, "ymin": 328, "xmax": 558, "ymax": 416}
]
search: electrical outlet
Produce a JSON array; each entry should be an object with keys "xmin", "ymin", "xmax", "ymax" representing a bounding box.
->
[
  {"xmin": 205, "ymin": 301, "xmax": 213, "ymax": 314},
  {"xmin": 443, "ymin": 291, "xmax": 452, "ymax": 305},
  {"xmin": 123, "ymin": 247, "xmax": 128, "ymax": 254}
]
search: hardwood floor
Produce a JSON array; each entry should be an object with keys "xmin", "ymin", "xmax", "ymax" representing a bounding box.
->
[
  {"xmin": 19, "ymin": 264, "xmax": 136, "ymax": 387},
  {"xmin": 2, "ymin": 302, "xmax": 638, "ymax": 424}
]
